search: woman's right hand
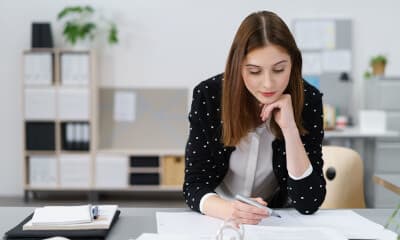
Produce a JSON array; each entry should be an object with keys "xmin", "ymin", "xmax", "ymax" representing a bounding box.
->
[{"xmin": 230, "ymin": 197, "xmax": 269, "ymax": 225}]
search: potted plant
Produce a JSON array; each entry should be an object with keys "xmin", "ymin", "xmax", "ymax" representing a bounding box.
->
[
  {"xmin": 57, "ymin": 5, "xmax": 118, "ymax": 48},
  {"xmin": 364, "ymin": 55, "xmax": 387, "ymax": 79}
]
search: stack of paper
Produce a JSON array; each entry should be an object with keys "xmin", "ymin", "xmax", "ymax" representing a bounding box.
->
[{"xmin": 23, "ymin": 205, "xmax": 118, "ymax": 230}]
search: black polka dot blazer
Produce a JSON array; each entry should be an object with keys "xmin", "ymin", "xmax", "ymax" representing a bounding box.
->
[{"xmin": 183, "ymin": 73, "xmax": 326, "ymax": 215}]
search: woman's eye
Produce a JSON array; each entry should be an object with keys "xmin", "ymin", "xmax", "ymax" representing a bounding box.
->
[
  {"xmin": 249, "ymin": 71, "xmax": 261, "ymax": 75},
  {"xmin": 273, "ymin": 69, "xmax": 284, "ymax": 73}
]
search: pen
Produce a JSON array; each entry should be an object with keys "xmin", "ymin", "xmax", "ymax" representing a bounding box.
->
[
  {"xmin": 235, "ymin": 194, "xmax": 281, "ymax": 218},
  {"xmin": 91, "ymin": 205, "xmax": 99, "ymax": 220}
]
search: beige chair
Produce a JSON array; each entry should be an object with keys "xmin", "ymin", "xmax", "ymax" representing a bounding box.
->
[{"xmin": 320, "ymin": 146, "xmax": 366, "ymax": 208}]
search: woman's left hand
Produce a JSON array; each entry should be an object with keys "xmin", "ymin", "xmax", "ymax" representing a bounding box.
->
[{"xmin": 260, "ymin": 94, "xmax": 297, "ymax": 132}]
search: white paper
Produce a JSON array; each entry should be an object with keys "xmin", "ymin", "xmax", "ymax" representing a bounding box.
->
[
  {"xmin": 59, "ymin": 154, "xmax": 90, "ymax": 187},
  {"xmin": 29, "ymin": 155, "xmax": 57, "ymax": 187},
  {"xmin": 58, "ymin": 88, "xmax": 90, "ymax": 120},
  {"xmin": 157, "ymin": 212, "xmax": 222, "ymax": 236},
  {"xmin": 24, "ymin": 88, "xmax": 56, "ymax": 120},
  {"xmin": 61, "ymin": 53, "xmax": 90, "ymax": 86},
  {"xmin": 114, "ymin": 91, "xmax": 136, "ymax": 122},
  {"xmin": 294, "ymin": 20, "xmax": 336, "ymax": 50},
  {"xmin": 260, "ymin": 209, "xmax": 388, "ymax": 240},
  {"xmin": 24, "ymin": 53, "xmax": 53, "ymax": 85},
  {"xmin": 136, "ymin": 233, "xmax": 210, "ymax": 240},
  {"xmin": 302, "ymin": 52, "xmax": 322, "ymax": 75},
  {"xmin": 95, "ymin": 154, "xmax": 128, "ymax": 188},
  {"xmin": 31, "ymin": 205, "xmax": 92, "ymax": 225},
  {"xmin": 321, "ymin": 50, "xmax": 351, "ymax": 72},
  {"xmin": 157, "ymin": 210, "xmax": 396, "ymax": 240},
  {"xmin": 244, "ymin": 225, "xmax": 346, "ymax": 240}
]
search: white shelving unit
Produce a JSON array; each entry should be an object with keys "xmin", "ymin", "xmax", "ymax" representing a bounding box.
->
[{"xmin": 22, "ymin": 48, "xmax": 186, "ymax": 201}]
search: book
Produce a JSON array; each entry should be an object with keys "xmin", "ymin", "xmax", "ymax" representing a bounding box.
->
[{"xmin": 23, "ymin": 205, "xmax": 118, "ymax": 231}]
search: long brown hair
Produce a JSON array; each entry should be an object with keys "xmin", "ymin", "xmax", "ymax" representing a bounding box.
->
[{"xmin": 222, "ymin": 10, "xmax": 307, "ymax": 146}]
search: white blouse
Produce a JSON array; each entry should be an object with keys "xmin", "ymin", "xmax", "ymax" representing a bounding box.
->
[{"xmin": 199, "ymin": 121, "xmax": 313, "ymax": 213}]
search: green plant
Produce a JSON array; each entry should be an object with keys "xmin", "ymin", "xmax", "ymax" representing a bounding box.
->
[
  {"xmin": 364, "ymin": 54, "xmax": 388, "ymax": 79},
  {"xmin": 385, "ymin": 201, "xmax": 400, "ymax": 239},
  {"xmin": 57, "ymin": 5, "xmax": 118, "ymax": 46},
  {"xmin": 370, "ymin": 55, "xmax": 387, "ymax": 66}
]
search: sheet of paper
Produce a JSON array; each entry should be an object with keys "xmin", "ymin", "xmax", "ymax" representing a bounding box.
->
[
  {"xmin": 302, "ymin": 52, "xmax": 322, "ymax": 75},
  {"xmin": 294, "ymin": 20, "xmax": 335, "ymax": 50},
  {"xmin": 321, "ymin": 50, "xmax": 351, "ymax": 72},
  {"xmin": 157, "ymin": 210, "xmax": 396, "ymax": 240},
  {"xmin": 135, "ymin": 233, "xmax": 210, "ymax": 240},
  {"xmin": 157, "ymin": 212, "xmax": 223, "ymax": 236},
  {"xmin": 114, "ymin": 91, "xmax": 136, "ymax": 122},
  {"xmin": 244, "ymin": 225, "xmax": 346, "ymax": 240},
  {"xmin": 260, "ymin": 209, "xmax": 389, "ymax": 239}
]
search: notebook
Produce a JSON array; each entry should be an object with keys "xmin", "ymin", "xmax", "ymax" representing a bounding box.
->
[
  {"xmin": 4, "ymin": 209, "xmax": 120, "ymax": 240},
  {"xmin": 23, "ymin": 205, "xmax": 118, "ymax": 230},
  {"xmin": 31, "ymin": 205, "xmax": 92, "ymax": 226}
]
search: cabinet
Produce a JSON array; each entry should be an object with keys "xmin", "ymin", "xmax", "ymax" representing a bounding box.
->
[{"xmin": 365, "ymin": 78, "xmax": 400, "ymax": 207}]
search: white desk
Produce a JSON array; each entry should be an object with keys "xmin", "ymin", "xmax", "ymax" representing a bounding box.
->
[
  {"xmin": 324, "ymin": 127, "xmax": 399, "ymax": 207},
  {"xmin": 0, "ymin": 207, "xmax": 397, "ymax": 240}
]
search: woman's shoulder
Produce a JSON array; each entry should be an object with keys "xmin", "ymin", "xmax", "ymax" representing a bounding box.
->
[
  {"xmin": 302, "ymin": 79, "xmax": 323, "ymax": 104},
  {"xmin": 193, "ymin": 73, "xmax": 223, "ymax": 94}
]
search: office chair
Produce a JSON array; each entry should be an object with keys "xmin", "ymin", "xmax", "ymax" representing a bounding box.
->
[{"xmin": 320, "ymin": 146, "xmax": 366, "ymax": 208}]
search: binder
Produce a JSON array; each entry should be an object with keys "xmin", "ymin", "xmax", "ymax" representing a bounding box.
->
[{"xmin": 4, "ymin": 210, "xmax": 120, "ymax": 240}]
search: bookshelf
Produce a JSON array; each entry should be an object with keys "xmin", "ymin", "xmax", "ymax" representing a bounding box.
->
[{"xmin": 22, "ymin": 48, "xmax": 187, "ymax": 201}]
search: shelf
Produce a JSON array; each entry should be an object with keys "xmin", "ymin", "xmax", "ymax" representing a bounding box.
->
[
  {"xmin": 97, "ymin": 148, "xmax": 185, "ymax": 156},
  {"xmin": 25, "ymin": 151, "xmax": 56, "ymax": 155},
  {"xmin": 25, "ymin": 185, "xmax": 182, "ymax": 192},
  {"xmin": 129, "ymin": 167, "xmax": 160, "ymax": 173}
]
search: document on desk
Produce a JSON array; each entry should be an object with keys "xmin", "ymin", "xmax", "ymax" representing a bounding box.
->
[
  {"xmin": 260, "ymin": 209, "xmax": 394, "ymax": 240},
  {"xmin": 156, "ymin": 212, "xmax": 346, "ymax": 240},
  {"xmin": 156, "ymin": 210, "xmax": 397, "ymax": 240}
]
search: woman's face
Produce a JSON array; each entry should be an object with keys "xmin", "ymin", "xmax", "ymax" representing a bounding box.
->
[{"xmin": 241, "ymin": 44, "xmax": 292, "ymax": 105}]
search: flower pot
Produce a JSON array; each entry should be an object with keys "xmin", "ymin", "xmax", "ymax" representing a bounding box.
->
[{"xmin": 372, "ymin": 62, "xmax": 386, "ymax": 76}]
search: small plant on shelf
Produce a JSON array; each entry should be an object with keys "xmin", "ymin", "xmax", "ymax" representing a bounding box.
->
[{"xmin": 57, "ymin": 5, "xmax": 118, "ymax": 47}]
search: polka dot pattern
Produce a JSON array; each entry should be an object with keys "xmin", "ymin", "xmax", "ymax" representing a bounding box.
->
[{"xmin": 183, "ymin": 74, "xmax": 326, "ymax": 215}]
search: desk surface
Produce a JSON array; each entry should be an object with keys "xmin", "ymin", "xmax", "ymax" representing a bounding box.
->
[
  {"xmin": 374, "ymin": 174, "xmax": 400, "ymax": 195},
  {"xmin": 325, "ymin": 127, "xmax": 399, "ymax": 138},
  {"xmin": 0, "ymin": 207, "xmax": 396, "ymax": 239}
]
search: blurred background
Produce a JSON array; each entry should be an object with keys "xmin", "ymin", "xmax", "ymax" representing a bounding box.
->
[{"xmin": 0, "ymin": 0, "xmax": 399, "ymax": 209}]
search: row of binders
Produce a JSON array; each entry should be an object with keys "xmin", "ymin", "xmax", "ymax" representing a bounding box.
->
[
  {"xmin": 24, "ymin": 52, "xmax": 90, "ymax": 86},
  {"xmin": 62, "ymin": 122, "xmax": 90, "ymax": 151}
]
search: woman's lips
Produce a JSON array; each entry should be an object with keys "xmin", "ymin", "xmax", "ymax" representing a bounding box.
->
[{"xmin": 261, "ymin": 91, "xmax": 276, "ymax": 97}]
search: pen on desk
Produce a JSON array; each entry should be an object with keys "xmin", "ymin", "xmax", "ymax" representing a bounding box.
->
[
  {"xmin": 91, "ymin": 205, "xmax": 99, "ymax": 220},
  {"xmin": 235, "ymin": 194, "xmax": 281, "ymax": 218}
]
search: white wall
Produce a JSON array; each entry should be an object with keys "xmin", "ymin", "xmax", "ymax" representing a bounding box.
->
[{"xmin": 1, "ymin": 0, "xmax": 400, "ymax": 196}]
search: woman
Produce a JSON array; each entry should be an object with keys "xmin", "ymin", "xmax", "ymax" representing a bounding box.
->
[{"xmin": 183, "ymin": 10, "xmax": 326, "ymax": 225}]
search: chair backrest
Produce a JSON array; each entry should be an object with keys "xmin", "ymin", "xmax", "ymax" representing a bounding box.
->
[{"xmin": 320, "ymin": 146, "xmax": 366, "ymax": 208}]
